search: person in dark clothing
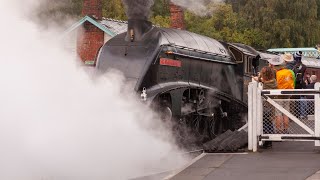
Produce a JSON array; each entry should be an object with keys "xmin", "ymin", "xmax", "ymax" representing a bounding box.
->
[
  {"xmin": 286, "ymin": 51, "xmax": 302, "ymax": 70},
  {"xmin": 252, "ymin": 55, "xmax": 261, "ymax": 76},
  {"xmin": 293, "ymin": 61, "xmax": 307, "ymax": 89},
  {"xmin": 291, "ymin": 52, "xmax": 307, "ymax": 118}
]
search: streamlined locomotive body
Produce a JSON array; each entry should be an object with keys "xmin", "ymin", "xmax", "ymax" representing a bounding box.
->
[{"xmin": 97, "ymin": 19, "xmax": 260, "ymax": 145}]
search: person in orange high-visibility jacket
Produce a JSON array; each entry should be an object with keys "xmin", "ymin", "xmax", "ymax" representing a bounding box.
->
[
  {"xmin": 276, "ymin": 68, "xmax": 295, "ymax": 89},
  {"xmin": 274, "ymin": 53, "xmax": 295, "ymax": 134}
]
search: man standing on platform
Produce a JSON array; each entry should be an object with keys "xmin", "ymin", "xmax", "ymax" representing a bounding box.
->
[{"xmin": 274, "ymin": 54, "xmax": 295, "ymax": 134}]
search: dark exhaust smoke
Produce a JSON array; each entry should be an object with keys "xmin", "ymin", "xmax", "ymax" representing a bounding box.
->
[
  {"xmin": 122, "ymin": 0, "xmax": 155, "ymax": 20},
  {"xmin": 122, "ymin": 0, "xmax": 154, "ymax": 42}
]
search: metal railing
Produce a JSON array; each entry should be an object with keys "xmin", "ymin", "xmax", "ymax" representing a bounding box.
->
[{"xmin": 248, "ymin": 81, "xmax": 320, "ymax": 152}]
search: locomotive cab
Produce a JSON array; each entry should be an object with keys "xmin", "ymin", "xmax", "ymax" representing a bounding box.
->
[{"xmin": 225, "ymin": 43, "xmax": 261, "ymax": 103}]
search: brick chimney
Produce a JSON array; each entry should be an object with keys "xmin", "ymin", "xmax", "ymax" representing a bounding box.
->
[
  {"xmin": 77, "ymin": 0, "xmax": 104, "ymax": 65},
  {"xmin": 169, "ymin": 2, "xmax": 185, "ymax": 30},
  {"xmin": 82, "ymin": 0, "xmax": 102, "ymax": 20}
]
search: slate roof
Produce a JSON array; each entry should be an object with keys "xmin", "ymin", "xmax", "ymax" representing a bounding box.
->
[
  {"xmin": 100, "ymin": 18, "xmax": 128, "ymax": 35},
  {"xmin": 302, "ymin": 57, "xmax": 320, "ymax": 69},
  {"xmin": 62, "ymin": 15, "xmax": 128, "ymax": 37}
]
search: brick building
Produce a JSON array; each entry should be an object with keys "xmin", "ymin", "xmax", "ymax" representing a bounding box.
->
[
  {"xmin": 63, "ymin": 16, "xmax": 128, "ymax": 65},
  {"xmin": 63, "ymin": 0, "xmax": 128, "ymax": 65}
]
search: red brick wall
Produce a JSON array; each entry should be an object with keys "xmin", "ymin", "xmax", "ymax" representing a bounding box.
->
[
  {"xmin": 170, "ymin": 3, "xmax": 185, "ymax": 30},
  {"xmin": 78, "ymin": 0, "xmax": 103, "ymax": 65},
  {"xmin": 77, "ymin": 22, "xmax": 104, "ymax": 64}
]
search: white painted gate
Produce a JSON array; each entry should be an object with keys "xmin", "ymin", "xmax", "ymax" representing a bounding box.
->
[{"xmin": 248, "ymin": 81, "xmax": 320, "ymax": 152}]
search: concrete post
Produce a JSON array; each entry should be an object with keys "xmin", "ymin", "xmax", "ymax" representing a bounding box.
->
[
  {"xmin": 314, "ymin": 83, "xmax": 320, "ymax": 146},
  {"xmin": 252, "ymin": 81, "xmax": 258, "ymax": 152},
  {"xmin": 248, "ymin": 83, "xmax": 253, "ymax": 151}
]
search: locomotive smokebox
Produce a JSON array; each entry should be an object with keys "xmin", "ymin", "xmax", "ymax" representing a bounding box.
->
[
  {"xmin": 122, "ymin": 0, "xmax": 155, "ymax": 42},
  {"xmin": 126, "ymin": 19, "xmax": 153, "ymax": 42}
]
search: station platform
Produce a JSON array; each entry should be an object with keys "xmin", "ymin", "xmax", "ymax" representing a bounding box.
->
[{"xmin": 166, "ymin": 142, "xmax": 320, "ymax": 180}]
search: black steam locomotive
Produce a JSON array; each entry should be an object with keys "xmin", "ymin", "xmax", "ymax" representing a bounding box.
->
[{"xmin": 96, "ymin": 19, "xmax": 263, "ymax": 146}]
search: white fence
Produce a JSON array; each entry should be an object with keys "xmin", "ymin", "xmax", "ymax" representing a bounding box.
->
[{"xmin": 248, "ymin": 81, "xmax": 320, "ymax": 152}]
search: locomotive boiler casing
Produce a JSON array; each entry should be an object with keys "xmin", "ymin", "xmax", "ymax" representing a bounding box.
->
[{"xmin": 97, "ymin": 20, "xmax": 246, "ymax": 114}]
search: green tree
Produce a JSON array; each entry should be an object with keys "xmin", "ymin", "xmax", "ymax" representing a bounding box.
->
[
  {"xmin": 239, "ymin": 0, "xmax": 320, "ymax": 48},
  {"xmin": 102, "ymin": 0, "xmax": 126, "ymax": 20},
  {"xmin": 151, "ymin": 0, "xmax": 170, "ymax": 27},
  {"xmin": 151, "ymin": 15, "xmax": 170, "ymax": 27}
]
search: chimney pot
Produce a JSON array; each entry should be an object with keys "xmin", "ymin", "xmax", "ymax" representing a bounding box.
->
[{"xmin": 170, "ymin": 2, "xmax": 185, "ymax": 30}]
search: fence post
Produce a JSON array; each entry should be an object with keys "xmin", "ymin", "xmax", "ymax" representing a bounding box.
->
[
  {"xmin": 315, "ymin": 83, "xmax": 320, "ymax": 146},
  {"xmin": 248, "ymin": 83, "xmax": 253, "ymax": 151},
  {"xmin": 252, "ymin": 81, "xmax": 258, "ymax": 152}
]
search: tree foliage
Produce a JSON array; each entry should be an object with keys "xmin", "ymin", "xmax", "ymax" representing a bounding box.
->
[
  {"xmin": 184, "ymin": 0, "xmax": 320, "ymax": 49},
  {"xmin": 102, "ymin": 0, "xmax": 126, "ymax": 20},
  {"xmin": 238, "ymin": 0, "xmax": 320, "ymax": 48}
]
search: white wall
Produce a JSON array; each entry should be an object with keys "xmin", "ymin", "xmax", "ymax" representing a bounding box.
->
[
  {"xmin": 104, "ymin": 33, "xmax": 112, "ymax": 43},
  {"xmin": 62, "ymin": 31, "xmax": 78, "ymax": 59}
]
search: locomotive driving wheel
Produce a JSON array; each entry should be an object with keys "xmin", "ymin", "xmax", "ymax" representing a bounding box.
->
[
  {"xmin": 160, "ymin": 106, "xmax": 173, "ymax": 123},
  {"xmin": 154, "ymin": 94, "xmax": 174, "ymax": 126},
  {"xmin": 185, "ymin": 104, "xmax": 225, "ymax": 144},
  {"xmin": 176, "ymin": 89, "xmax": 227, "ymax": 148},
  {"xmin": 154, "ymin": 88, "xmax": 232, "ymax": 149}
]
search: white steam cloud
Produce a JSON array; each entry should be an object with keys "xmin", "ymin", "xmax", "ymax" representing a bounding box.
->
[
  {"xmin": 171, "ymin": 0, "xmax": 225, "ymax": 16},
  {"xmin": 0, "ymin": 0, "xmax": 188, "ymax": 180}
]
